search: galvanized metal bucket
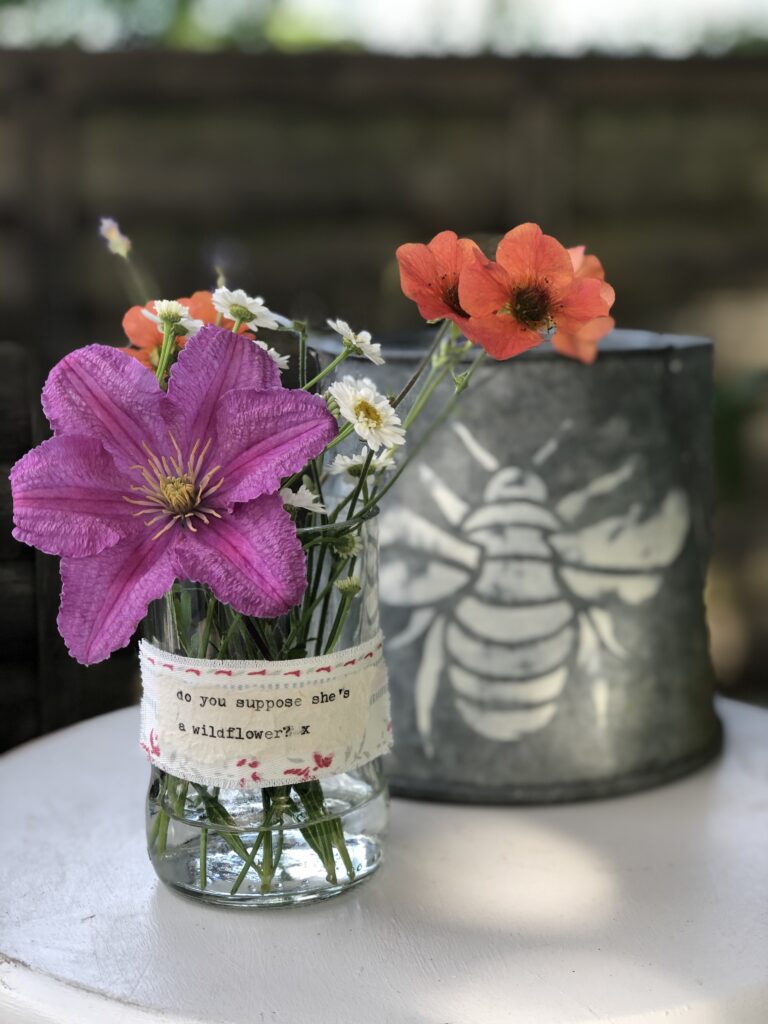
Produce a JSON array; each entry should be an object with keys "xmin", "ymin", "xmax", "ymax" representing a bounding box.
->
[{"xmin": 362, "ymin": 329, "xmax": 721, "ymax": 803}]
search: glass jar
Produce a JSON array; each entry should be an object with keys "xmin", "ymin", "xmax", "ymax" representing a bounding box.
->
[{"xmin": 143, "ymin": 519, "xmax": 388, "ymax": 907}]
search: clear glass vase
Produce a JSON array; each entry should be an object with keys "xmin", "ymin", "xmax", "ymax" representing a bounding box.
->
[{"xmin": 143, "ymin": 520, "xmax": 388, "ymax": 907}]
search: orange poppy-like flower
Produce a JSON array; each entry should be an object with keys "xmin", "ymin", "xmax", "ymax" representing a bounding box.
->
[
  {"xmin": 396, "ymin": 230, "xmax": 484, "ymax": 330},
  {"xmin": 120, "ymin": 291, "xmax": 251, "ymax": 367},
  {"xmin": 551, "ymin": 246, "xmax": 615, "ymax": 365},
  {"xmin": 457, "ymin": 223, "xmax": 612, "ymax": 360}
]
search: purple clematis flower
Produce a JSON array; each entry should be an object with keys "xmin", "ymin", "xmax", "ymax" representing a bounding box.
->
[{"xmin": 11, "ymin": 326, "xmax": 337, "ymax": 664}]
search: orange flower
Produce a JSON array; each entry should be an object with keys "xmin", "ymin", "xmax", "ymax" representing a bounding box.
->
[
  {"xmin": 551, "ymin": 246, "xmax": 615, "ymax": 365},
  {"xmin": 457, "ymin": 223, "xmax": 612, "ymax": 360},
  {"xmin": 121, "ymin": 291, "xmax": 251, "ymax": 367},
  {"xmin": 396, "ymin": 230, "xmax": 484, "ymax": 329}
]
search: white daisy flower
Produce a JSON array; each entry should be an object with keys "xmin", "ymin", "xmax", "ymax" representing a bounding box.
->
[
  {"xmin": 99, "ymin": 217, "xmax": 131, "ymax": 259},
  {"xmin": 254, "ymin": 338, "xmax": 290, "ymax": 371},
  {"xmin": 327, "ymin": 376, "xmax": 405, "ymax": 452},
  {"xmin": 279, "ymin": 484, "xmax": 326, "ymax": 514},
  {"xmin": 141, "ymin": 299, "xmax": 204, "ymax": 337},
  {"xmin": 327, "ymin": 318, "xmax": 384, "ymax": 365},
  {"xmin": 212, "ymin": 287, "xmax": 279, "ymax": 331},
  {"xmin": 328, "ymin": 447, "xmax": 396, "ymax": 477}
]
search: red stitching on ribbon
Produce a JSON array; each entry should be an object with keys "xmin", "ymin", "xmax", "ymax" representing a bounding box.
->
[{"xmin": 214, "ymin": 669, "xmax": 232, "ymax": 676}]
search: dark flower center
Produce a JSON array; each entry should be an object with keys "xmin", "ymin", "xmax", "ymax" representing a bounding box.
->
[
  {"xmin": 441, "ymin": 277, "xmax": 468, "ymax": 318},
  {"xmin": 510, "ymin": 285, "xmax": 552, "ymax": 329}
]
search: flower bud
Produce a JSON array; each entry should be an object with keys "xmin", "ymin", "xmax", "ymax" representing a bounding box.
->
[{"xmin": 335, "ymin": 576, "xmax": 361, "ymax": 597}]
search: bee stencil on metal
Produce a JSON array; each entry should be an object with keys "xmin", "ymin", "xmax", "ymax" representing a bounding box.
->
[
  {"xmin": 382, "ymin": 422, "xmax": 689, "ymax": 749},
  {"xmin": 374, "ymin": 332, "xmax": 720, "ymax": 802}
]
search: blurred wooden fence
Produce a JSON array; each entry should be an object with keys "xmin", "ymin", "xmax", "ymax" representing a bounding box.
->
[
  {"xmin": 1, "ymin": 50, "xmax": 768, "ymax": 747},
  {"xmin": 0, "ymin": 50, "xmax": 767, "ymax": 375}
]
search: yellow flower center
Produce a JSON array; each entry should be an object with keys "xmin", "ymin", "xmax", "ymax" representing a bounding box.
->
[
  {"xmin": 123, "ymin": 435, "xmax": 225, "ymax": 540},
  {"xmin": 158, "ymin": 474, "xmax": 197, "ymax": 514},
  {"xmin": 354, "ymin": 398, "xmax": 382, "ymax": 428}
]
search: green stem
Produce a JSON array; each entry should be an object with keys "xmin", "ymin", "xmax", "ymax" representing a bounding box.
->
[
  {"xmin": 302, "ymin": 348, "xmax": 350, "ymax": 392},
  {"xmin": 217, "ymin": 613, "xmax": 242, "ymax": 659},
  {"xmin": 148, "ymin": 808, "xmax": 165, "ymax": 849},
  {"xmin": 229, "ymin": 829, "xmax": 268, "ymax": 895},
  {"xmin": 392, "ymin": 318, "xmax": 452, "ymax": 409},
  {"xmin": 199, "ymin": 595, "xmax": 216, "ymax": 658},
  {"xmin": 169, "ymin": 590, "xmax": 190, "ymax": 656},
  {"xmin": 297, "ymin": 321, "xmax": 308, "ymax": 389},
  {"xmin": 154, "ymin": 323, "xmax": 177, "ymax": 388},
  {"xmin": 157, "ymin": 811, "xmax": 170, "ymax": 856},
  {"xmin": 359, "ymin": 349, "xmax": 487, "ymax": 519},
  {"xmin": 199, "ymin": 828, "xmax": 208, "ymax": 890},
  {"xmin": 122, "ymin": 257, "xmax": 154, "ymax": 306},
  {"xmin": 323, "ymin": 593, "xmax": 353, "ymax": 655}
]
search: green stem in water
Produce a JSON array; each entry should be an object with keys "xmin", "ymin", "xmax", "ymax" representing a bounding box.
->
[
  {"xmin": 217, "ymin": 613, "xmax": 242, "ymax": 659},
  {"xmin": 199, "ymin": 828, "xmax": 208, "ymax": 890},
  {"xmin": 156, "ymin": 811, "xmax": 170, "ymax": 857},
  {"xmin": 323, "ymin": 592, "xmax": 353, "ymax": 655},
  {"xmin": 199, "ymin": 595, "xmax": 216, "ymax": 658}
]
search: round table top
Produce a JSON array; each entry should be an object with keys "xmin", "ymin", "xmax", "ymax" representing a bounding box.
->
[{"xmin": 1, "ymin": 697, "xmax": 767, "ymax": 1024}]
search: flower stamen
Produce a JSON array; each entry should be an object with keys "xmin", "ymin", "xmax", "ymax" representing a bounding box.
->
[{"xmin": 123, "ymin": 435, "xmax": 225, "ymax": 540}]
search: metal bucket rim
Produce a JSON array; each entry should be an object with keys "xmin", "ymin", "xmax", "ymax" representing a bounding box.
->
[{"xmin": 310, "ymin": 327, "xmax": 712, "ymax": 362}]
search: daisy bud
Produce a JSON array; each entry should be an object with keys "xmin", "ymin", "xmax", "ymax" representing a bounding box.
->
[
  {"xmin": 453, "ymin": 371, "xmax": 470, "ymax": 393},
  {"xmin": 327, "ymin": 319, "xmax": 385, "ymax": 366},
  {"xmin": 335, "ymin": 576, "xmax": 361, "ymax": 597},
  {"xmin": 329, "ymin": 533, "xmax": 362, "ymax": 558},
  {"xmin": 99, "ymin": 217, "xmax": 131, "ymax": 259}
]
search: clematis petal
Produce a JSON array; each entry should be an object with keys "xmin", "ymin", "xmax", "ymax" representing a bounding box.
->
[
  {"xmin": 166, "ymin": 325, "xmax": 281, "ymax": 445},
  {"xmin": 58, "ymin": 531, "xmax": 178, "ymax": 665},
  {"xmin": 120, "ymin": 345, "xmax": 154, "ymax": 368},
  {"xmin": 42, "ymin": 344, "xmax": 168, "ymax": 470},
  {"xmin": 213, "ymin": 387, "xmax": 338, "ymax": 506},
  {"xmin": 556, "ymin": 277, "xmax": 613, "ymax": 334},
  {"xmin": 176, "ymin": 496, "xmax": 306, "ymax": 619},
  {"xmin": 496, "ymin": 223, "xmax": 574, "ymax": 292},
  {"xmin": 461, "ymin": 313, "xmax": 545, "ymax": 361},
  {"xmin": 11, "ymin": 435, "xmax": 139, "ymax": 558},
  {"xmin": 458, "ymin": 255, "xmax": 511, "ymax": 318},
  {"xmin": 122, "ymin": 303, "xmax": 161, "ymax": 350}
]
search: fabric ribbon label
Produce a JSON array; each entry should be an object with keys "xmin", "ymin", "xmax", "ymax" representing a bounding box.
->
[{"xmin": 139, "ymin": 631, "xmax": 391, "ymax": 789}]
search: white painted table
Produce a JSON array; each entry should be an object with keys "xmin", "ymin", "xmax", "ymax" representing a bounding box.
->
[{"xmin": 1, "ymin": 698, "xmax": 766, "ymax": 1024}]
